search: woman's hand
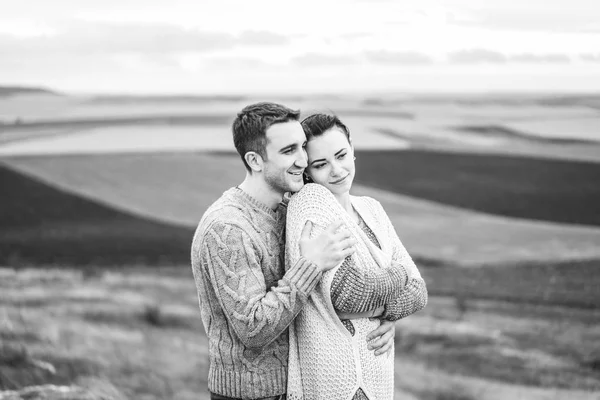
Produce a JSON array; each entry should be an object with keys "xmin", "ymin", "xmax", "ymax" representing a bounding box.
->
[{"xmin": 366, "ymin": 320, "xmax": 395, "ymax": 356}]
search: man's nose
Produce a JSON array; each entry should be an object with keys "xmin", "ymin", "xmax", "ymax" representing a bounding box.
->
[{"xmin": 295, "ymin": 150, "xmax": 308, "ymax": 168}]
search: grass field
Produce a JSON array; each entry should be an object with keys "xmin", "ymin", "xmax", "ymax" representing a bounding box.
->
[
  {"xmin": 352, "ymin": 150, "xmax": 600, "ymax": 226},
  {"xmin": 5, "ymin": 151, "xmax": 600, "ymax": 266},
  {"xmin": 1, "ymin": 92, "xmax": 599, "ymax": 399},
  {"xmin": 8, "ymin": 147, "xmax": 598, "ymax": 226},
  {"xmin": 1, "ymin": 159, "xmax": 599, "ymax": 310},
  {"xmin": 1, "ymin": 267, "xmax": 599, "ymax": 400},
  {"xmin": 0, "ymin": 164, "xmax": 193, "ymax": 266}
]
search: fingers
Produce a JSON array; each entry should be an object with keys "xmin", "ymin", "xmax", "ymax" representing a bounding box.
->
[
  {"xmin": 339, "ymin": 235, "xmax": 355, "ymax": 247},
  {"xmin": 374, "ymin": 335, "xmax": 394, "ymax": 356},
  {"xmin": 368, "ymin": 328, "xmax": 395, "ymax": 356},
  {"xmin": 339, "ymin": 237, "xmax": 356, "ymax": 251},
  {"xmin": 340, "ymin": 247, "xmax": 355, "ymax": 260},
  {"xmin": 301, "ymin": 220, "xmax": 313, "ymax": 240},
  {"xmin": 325, "ymin": 220, "xmax": 344, "ymax": 234},
  {"xmin": 333, "ymin": 227, "xmax": 353, "ymax": 242},
  {"xmin": 366, "ymin": 324, "xmax": 388, "ymax": 342},
  {"xmin": 367, "ymin": 320, "xmax": 395, "ymax": 356}
]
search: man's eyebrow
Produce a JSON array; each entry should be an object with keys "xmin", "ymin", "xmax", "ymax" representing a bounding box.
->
[{"xmin": 279, "ymin": 143, "xmax": 299, "ymax": 153}]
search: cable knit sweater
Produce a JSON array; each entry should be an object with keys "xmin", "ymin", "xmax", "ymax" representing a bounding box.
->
[
  {"xmin": 286, "ymin": 183, "xmax": 427, "ymax": 400},
  {"xmin": 190, "ymin": 187, "xmax": 322, "ymax": 399},
  {"xmin": 191, "ymin": 186, "xmax": 423, "ymax": 399}
]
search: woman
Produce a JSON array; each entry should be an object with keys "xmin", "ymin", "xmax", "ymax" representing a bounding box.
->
[{"xmin": 285, "ymin": 114, "xmax": 428, "ymax": 400}]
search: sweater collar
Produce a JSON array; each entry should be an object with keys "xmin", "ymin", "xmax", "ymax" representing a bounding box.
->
[{"xmin": 228, "ymin": 187, "xmax": 283, "ymax": 219}]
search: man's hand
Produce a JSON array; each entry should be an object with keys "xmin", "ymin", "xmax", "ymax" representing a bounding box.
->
[
  {"xmin": 300, "ymin": 220, "xmax": 355, "ymax": 272},
  {"xmin": 366, "ymin": 320, "xmax": 395, "ymax": 356}
]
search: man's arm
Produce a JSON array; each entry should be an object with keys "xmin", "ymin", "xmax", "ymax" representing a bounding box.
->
[{"xmin": 197, "ymin": 220, "xmax": 354, "ymax": 349}]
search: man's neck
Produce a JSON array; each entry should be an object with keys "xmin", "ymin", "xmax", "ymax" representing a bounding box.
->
[{"xmin": 238, "ymin": 174, "xmax": 284, "ymax": 211}]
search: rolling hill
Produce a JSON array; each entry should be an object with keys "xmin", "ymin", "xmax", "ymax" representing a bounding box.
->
[
  {"xmin": 0, "ymin": 85, "xmax": 61, "ymax": 98},
  {"xmin": 0, "ymin": 164, "xmax": 194, "ymax": 266}
]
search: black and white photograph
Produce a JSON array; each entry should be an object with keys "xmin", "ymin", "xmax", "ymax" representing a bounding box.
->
[{"xmin": 1, "ymin": 1, "xmax": 599, "ymax": 399}]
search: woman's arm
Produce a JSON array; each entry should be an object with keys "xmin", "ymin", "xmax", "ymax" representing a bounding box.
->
[
  {"xmin": 330, "ymin": 255, "xmax": 409, "ymax": 315},
  {"xmin": 379, "ymin": 205, "xmax": 428, "ymax": 321},
  {"xmin": 381, "ymin": 276, "xmax": 427, "ymax": 321}
]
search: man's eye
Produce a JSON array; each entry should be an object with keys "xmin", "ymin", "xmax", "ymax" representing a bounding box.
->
[{"xmin": 313, "ymin": 164, "xmax": 325, "ymax": 169}]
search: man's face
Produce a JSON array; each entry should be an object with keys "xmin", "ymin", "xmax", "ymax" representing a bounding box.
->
[{"xmin": 262, "ymin": 120, "xmax": 308, "ymax": 194}]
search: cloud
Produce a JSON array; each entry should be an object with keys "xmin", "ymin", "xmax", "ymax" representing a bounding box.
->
[
  {"xmin": 448, "ymin": 49, "xmax": 507, "ymax": 64},
  {"xmin": 365, "ymin": 50, "xmax": 433, "ymax": 65},
  {"xmin": 447, "ymin": 49, "xmax": 574, "ymax": 65},
  {"xmin": 509, "ymin": 53, "xmax": 570, "ymax": 63},
  {"xmin": 204, "ymin": 56, "xmax": 271, "ymax": 69},
  {"xmin": 238, "ymin": 30, "xmax": 290, "ymax": 46},
  {"xmin": 0, "ymin": 23, "xmax": 290, "ymax": 58},
  {"xmin": 340, "ymin": 32, "xmax": 372, "ymax": 40},
  {"xmin": 447, "ymin": 6, "xmax": 600, "ymax": 34},
  {"xmin": 291, "ymin": 53, "xmax": 359, "ymax": 67},
  {"xmin": 580, "ymin": 53, "xmax": 600, "ymax": 62}
]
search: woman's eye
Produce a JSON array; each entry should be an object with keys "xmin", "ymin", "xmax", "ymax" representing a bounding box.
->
[
  {"xmin": 313, "ymin": 164, "xmax": 325, "ymax": 169},
  {"xmin": 337, "ymin": 153, "xmax": 347, "ymax": 159}
]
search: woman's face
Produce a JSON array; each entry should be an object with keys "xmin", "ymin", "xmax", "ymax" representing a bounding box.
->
[{"xmin": 305, "ymin": 126, "xmax": 355, "ymax": 196}]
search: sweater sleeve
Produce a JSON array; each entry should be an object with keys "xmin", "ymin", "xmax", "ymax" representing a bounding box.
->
[
  {"xmin": 330, "ymin": 255, "xmax": 409, "ymax": 314},
  {"xmin": 197, "ymin": 220, "xmax": 322, "ymax": 349},
  {"xmin": 377, "ymin": 203, "xmax": 428, "ymax": 321}
]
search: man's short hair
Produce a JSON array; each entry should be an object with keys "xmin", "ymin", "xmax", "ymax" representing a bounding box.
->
[{"xmin": 232, "ymin": 102, "xmax": 301, "ymax": 172}]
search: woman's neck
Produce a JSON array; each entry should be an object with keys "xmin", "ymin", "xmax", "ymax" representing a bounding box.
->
[{"xmin": 334, "ymin": 192, "xmax": 356, "ymax": 221}]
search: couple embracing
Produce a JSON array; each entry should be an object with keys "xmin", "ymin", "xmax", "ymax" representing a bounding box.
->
[{"xmin": 191, "ymin": 102, "xmax": 427, "ymax": 400}]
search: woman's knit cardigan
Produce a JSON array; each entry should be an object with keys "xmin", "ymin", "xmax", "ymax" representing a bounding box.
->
[{"xmin": 285, "ymin": 184, "xmax": 422, "ymax": 400}]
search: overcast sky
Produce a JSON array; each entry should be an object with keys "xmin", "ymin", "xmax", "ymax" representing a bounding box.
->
[{"xmin": 2, "ymin": 0, "xmax": 600, "ymax": 94}]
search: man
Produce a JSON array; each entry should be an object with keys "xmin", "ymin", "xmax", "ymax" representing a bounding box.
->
[{"xmin": 191, "ymin": 102, "xmax": 395, "ymax": 400}]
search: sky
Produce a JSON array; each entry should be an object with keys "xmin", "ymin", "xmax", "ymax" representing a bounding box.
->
[{"xmin": 1, "ymin": 0, "xmax": 600, "ymax": 94}]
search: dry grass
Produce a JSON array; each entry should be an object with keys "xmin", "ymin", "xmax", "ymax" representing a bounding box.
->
[
  {"xmin": 1, "ymin": 95, "xmax": 600, "ymax": 399},
  {"xmin": 0, "ymin": 267, "xmax": 210, "ymax": 400},
  {"xmin": 2, "ymin": 267, "xmax": 600, "ymax": 400}
]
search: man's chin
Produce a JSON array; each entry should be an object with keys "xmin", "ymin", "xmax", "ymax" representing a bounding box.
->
[{"xmin": 287, "ymin": 180, "xmax": 305, "ymax": 193}]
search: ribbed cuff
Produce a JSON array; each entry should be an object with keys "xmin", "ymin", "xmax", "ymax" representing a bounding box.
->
[
  {"xmin": 333, "ymin": 261, "xmax": 409, "ymax": 314},
  {"xmin": 209, "ymin": 365, "xmax": 287, "ymax": 399},
  {"xmin": 284, "ymin": 257, "xmax": 322, "ymax": 296}
]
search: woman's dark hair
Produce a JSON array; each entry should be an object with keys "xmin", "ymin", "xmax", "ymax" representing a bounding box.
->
[
  {"xmin": 300, "ymin": 113, "xmax": 351, "ymax": 143},
  {"xmin": 300, "ymin": 113, "xmax": 352, "ymax": 184}
]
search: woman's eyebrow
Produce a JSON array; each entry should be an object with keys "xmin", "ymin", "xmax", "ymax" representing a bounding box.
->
[{"xmin": 310, "ymin": 148, "xmax": 346, "ymax": 165}]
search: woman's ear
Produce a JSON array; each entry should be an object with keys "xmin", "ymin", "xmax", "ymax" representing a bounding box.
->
[{"xmin": 244, "ymin": 151, "xmax": 263, "ymax": 172}]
